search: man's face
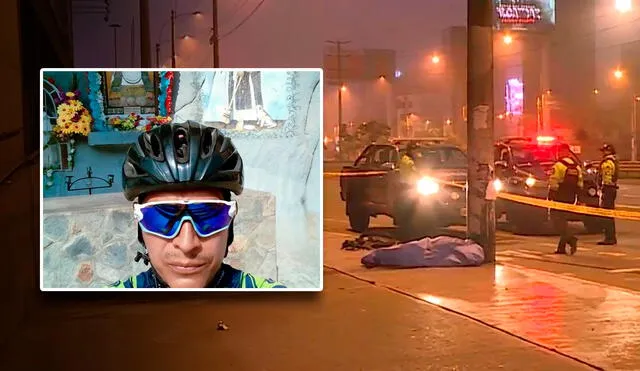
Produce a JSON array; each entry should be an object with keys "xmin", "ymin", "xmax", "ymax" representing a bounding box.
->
[{"xmin": 141, "ymin": 189, "xmax": 229, "ymax": 288}]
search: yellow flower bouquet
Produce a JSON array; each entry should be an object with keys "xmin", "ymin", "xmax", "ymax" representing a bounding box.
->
[{"xmin": 53, "ymin": 91, "xmax": 93, "ymax": 141}]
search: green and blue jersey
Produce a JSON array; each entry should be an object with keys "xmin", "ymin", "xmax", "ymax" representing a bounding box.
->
[{"xmin": 109, "ymin": 263, "xmax": 286, "ymax": 288}]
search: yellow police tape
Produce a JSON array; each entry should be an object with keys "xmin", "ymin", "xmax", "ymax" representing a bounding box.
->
[{"xmin": 324, "ymin": 171, "xmax": 640, "ymax": 220}]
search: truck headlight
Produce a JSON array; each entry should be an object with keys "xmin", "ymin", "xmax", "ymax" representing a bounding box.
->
[
  {"xmin": 493, "ymin": 179, "xmax": 504, "ymax": 192},
  {"xmin": 417, "ymin": 177, "xmax": 439, "ymax": 195},
  {"xmin": 525, "ymin": 177, "xmax": 536, "ymax": 187},
  {"xmin": 588, "ymin": 187, "xmax": 597, "ymax": 196}
]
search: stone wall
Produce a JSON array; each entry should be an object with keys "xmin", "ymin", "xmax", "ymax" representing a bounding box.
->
[{"xmin": 42, "ymin": 190, "xmax": 277, "ymax": 288}]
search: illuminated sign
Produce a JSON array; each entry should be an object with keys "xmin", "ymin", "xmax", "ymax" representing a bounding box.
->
[
  {"xmin": 505, "ymin": 78, "xmax": 524, "ymax": 116},
  {"xmin": 497, "ymin": 4, "xmax": 541, "ymax": 24},
  {"xmin": 494, "ymin": 0, "xmax": 555, "ymax": 31}
]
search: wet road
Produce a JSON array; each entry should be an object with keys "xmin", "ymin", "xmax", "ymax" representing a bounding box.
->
[
  {"xmin": 323, "ymin": 172, "xmax": 640, "ymax": 370},
  {"xmin": 323, "ymin": 173, "xmax": 640, "ymax": 292},
  {"xmin": 1, "ymin": 163, "xmax": 595, "ymax": 370}
]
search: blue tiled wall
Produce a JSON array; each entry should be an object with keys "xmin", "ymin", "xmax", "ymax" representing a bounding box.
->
[{"xmin": 43, "ymin": 141, "xmax": 129, "ymax": 198}]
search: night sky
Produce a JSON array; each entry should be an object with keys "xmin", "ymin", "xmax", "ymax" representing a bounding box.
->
[{"xmin": 72, "ymin": 0, "xmax": 467, "ymax": 70}]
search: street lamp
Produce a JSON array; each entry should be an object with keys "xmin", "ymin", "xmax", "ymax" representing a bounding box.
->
[
  {"xmin": 156, "ymin": 10, "xmax": 200, "ymax": 68},
  {"xmin": 593, "ymin": 88, "xmax": 600, "ymax": 95},
  {"xmin": 340, "ymin": 85, "xmax": 347, "ymax": 92},
  {"xmin": 503, "ymin": 34, "xmax": 513, "ymax": 45},
  {"xmin": 431, "ymin": 55, "xmax": 441, "ymax": 64},
  {"xmin": 155, "ymin": 36, "xmax": 192, "ymax": 68},
  {"xmin": 614, "ymin": 68, "xmax": 624, "ymax": 79},
  {"xmin": 615, "ymin": 0, "xmax": 632, "ymax": 13}
]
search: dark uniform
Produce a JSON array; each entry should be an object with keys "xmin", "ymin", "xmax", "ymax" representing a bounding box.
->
[
  {"xmin": 548, "ymin": 146, "xmax": 583, "ymax": 255},
  {"xmin": 597, "ymin": 144, "xmax": 618, "ymax": 245}
]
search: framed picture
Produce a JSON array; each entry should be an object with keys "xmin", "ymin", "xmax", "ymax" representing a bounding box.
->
[{"xmin": 101, "ymin": 71, "xmax": 159, "ymax": 115}]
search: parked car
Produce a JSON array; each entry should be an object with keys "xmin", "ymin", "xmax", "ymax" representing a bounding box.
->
[{"xmin": 493, "ymin": 136, "xmax": 602, "ymax": 234}]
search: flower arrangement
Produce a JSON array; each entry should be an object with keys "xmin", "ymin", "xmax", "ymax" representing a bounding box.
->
[
  {"xmin": 53, "ymin": 91, "xmax": 93, "ymax": 141},
  {"xmin": 109, "ymin": 112, "xmax": 143, "ymax": 131},
  {"xmin": 147, "ymin": 115, "xmax": 172, "ymax": 131}
]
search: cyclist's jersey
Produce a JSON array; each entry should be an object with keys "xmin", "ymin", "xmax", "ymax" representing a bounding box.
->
[{"xmin": 109, "ymin": 263, "xmax": 286, "ymax": 288}]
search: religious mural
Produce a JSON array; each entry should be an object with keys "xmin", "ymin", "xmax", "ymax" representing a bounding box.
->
[{"xmin": 202, "ymin": 71, "xmax": 288, "ymax": 132}]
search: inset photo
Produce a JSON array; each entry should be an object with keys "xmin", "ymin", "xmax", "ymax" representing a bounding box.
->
[{"xmin": 40, "ymin": 68, "xmax": 322, "ymax": 291}]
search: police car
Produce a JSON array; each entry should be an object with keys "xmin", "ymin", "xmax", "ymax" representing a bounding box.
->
[{"xmin": 493, "ymin": 136, "xmax": 602, "ymax": 234}]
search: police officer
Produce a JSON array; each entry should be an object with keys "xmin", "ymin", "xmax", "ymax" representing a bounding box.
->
[
  {"xmin": 597, "ymin": 143, "xmax": 619, "ymax": 245},
  {"xmin": 548, "ymin": 144, "xmax": 583, "ymax": 255},
  {"xmin": 398, "ymin": 142, "xmax": 418, "ymax": 178}
]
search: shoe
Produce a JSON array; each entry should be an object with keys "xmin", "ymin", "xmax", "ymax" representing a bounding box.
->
[
  {"xmin": 568, "ymin": 238, "xmax": 578, "ymax": 255},
  {"xmin": 597, "ymin": 240, "xmax": 617, "ymax": 245},
  {"xmin": 554, "ymin": 250, "xmax": 566, "ymax": 254}
]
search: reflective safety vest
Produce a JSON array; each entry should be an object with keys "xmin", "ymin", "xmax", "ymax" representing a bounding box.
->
[
  {"xmin": 549, "ymin": 157, "xmax": 583, "ymax": 203},
  {"xmin": 599, "ymin": 154, "xmax": 619, "ymax": 187},
  {"xmin": 398, "ymin": 154, "xmax": 416, "ymax": 178}
]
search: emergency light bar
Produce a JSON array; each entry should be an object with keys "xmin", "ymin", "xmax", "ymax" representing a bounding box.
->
[{"xmin": 536, "ymin": 136, "xmax": 556, "ymax": 142}]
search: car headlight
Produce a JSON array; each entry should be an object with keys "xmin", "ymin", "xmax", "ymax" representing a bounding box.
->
[
  {"xmin": 492, "ymin": 179, "xmax": 504, "ymax": 192},
  {"xmin": 417, "ymin": 177, "xmax": 439, "ymax": 195},
  {"xmin": 525, "ymin": 177, "xmax": 536, "ymax": 187}
]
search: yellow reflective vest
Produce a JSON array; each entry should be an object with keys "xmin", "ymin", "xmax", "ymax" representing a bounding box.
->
[
  {"xmin": 398, "ymin": 154, "xmax": 416, "ymax": 178},
  {"xmin": 549, "ymin": 157, "xmax": 583, "ymax": 191},
  {"xmin": 599, "ymin": 155, "xmax": 618, "ymax": 187}
]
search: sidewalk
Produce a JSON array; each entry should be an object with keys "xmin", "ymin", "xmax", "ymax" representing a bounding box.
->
[
  {"xmin": 5, "ymin": 268, "xmax": 592, "ymax": 371},
  {"xmin": 324, "ymin": 232, "xmax": 640, "ymax": 370}
]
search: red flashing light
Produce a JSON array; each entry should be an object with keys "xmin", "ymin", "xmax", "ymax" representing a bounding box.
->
[{"xmin": 536, "ymin": 136, "xmax": 556, "ymax": 143}]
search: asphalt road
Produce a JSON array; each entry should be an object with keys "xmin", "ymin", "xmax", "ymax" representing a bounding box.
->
[
  {"xmin": 324, "ymin": 175, "xmax": 640, "ymax": 292},
  {"xmin": 2, "ymin": 164, "xmax": 594, "ymax": 371}
]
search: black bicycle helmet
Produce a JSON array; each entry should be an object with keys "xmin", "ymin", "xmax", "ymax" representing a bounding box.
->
[
  {"xmin": 123, "ymin": 121, "xmax": 243, "ymax": 267},
  {"xmin": 122, "ymin": 120, "xmax": 243, "ymax": 201}
]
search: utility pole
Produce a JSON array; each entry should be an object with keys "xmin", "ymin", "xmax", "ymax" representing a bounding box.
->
[
  {"xmin": 211, "ymin": 0, "xmax": 220, "ymax": 67},
  {"xmin": 325, "ymin": 40, "xmax": 351, "ymax": 149},
  {"xmin": 633, "ymin": 95, "xmax": 639, "ymax": 161},
  {"xmin": 155, "ymin": 43, "xmax": 160, "ymax": 68},
  {"xmin": 171, "ymin": 9, "xmax": 176, "ymax": 68},
  {"xmin": 130, "ymin": 17, "xmax": 135, "ymax": 67},
  {"xmin": 467, "ymin": 0, "xmax": 495, "ymax": 263},
  {"xmin": 109, "ymin": 23, "xmax": 121, "ymax": 67},
  {"xmin": 140, "ymin": 0, "xmax": 151, "ymax": 67}
]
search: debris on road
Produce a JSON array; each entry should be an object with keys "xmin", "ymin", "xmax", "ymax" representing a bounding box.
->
[
  {"xmin": 217, "ymin": 321, "xmax": 229, "ymax": 331},
  {"xmin": 341, "ymin": 235, "xmax": 397, "ymax": 251}
]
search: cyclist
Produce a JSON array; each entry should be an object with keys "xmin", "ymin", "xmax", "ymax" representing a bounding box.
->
[{"xmin": 109, "ymin": 121, "xmax": 286, "ymax": 288}]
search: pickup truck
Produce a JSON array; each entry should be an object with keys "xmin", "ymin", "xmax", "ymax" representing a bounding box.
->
[{"xmin": 339, "ymin": 141, "xmax": 469, "ymax": 239}]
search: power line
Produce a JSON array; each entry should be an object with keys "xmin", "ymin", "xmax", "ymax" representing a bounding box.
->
[
  {"xmin": 218, "ymin": 0, "xmax": 266, "ymax": 40},
  {"xmin": 220, "ymin": 0, "xmax": 250, "ymax": 28}
]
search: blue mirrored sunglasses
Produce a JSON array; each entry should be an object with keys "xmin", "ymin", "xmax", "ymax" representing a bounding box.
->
[{"xmin": 133, "ymin": 199, "xmax": 237, "ymax": 239}]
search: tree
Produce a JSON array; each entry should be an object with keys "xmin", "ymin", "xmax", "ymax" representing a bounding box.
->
[
  {"xmin": 356, "ymin": 120, "xmax": 391, "ymax": 144},
  {"xmin": 338, "ymin": 120, "xmax": 391, "ymax": 161}
]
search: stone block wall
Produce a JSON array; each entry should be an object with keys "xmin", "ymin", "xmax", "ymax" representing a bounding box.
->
[{"xmin": 42, "ymin": 190, "xmax": 278, "ymax": 288}]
